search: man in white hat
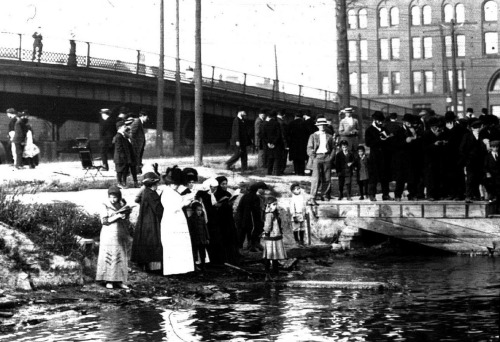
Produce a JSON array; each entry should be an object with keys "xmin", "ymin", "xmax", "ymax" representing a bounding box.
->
[
  {"xmin": 306, "ymin": 117, "xmax": 337, "ymax": 204},
  {"xmin": 338, "ymin": 107, "xmax": 359, "ymax": 152}
]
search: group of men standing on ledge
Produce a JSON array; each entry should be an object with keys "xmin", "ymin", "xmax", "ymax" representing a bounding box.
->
[{"xmin": 225, "ymin": 105, "xmax": 500, "ymax": 206}]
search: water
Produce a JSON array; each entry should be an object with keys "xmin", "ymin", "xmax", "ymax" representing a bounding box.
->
[{"xmin": 2, "ymin": 256, "xmax": 499, "ymax": 341}]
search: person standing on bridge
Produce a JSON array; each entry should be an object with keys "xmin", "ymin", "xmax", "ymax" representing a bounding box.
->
[
  {"xmin": 254, "ymin": 108, "xmax": 268, "ymax": 169},
  {"xmin": 130, "ymin": 111, "xmax": 149, "ymax": 174},
  {"xmin": 225, "ymin": 108, "xmax": 252, "ymax": 171},
  {"xmin": 32, "ymin": 29, "xmax": 43, "ymax": 62}
]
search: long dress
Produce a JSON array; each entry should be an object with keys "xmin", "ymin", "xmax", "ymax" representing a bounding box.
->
[
  {"xmin": 131, "ymin": 187, "xmax": 164, "ymax": 270},
  {"xmin": 214, "ymin": 187, "xmax": 239, "ymax": 264},
  {"xmin": 262, "ymin": 212, "xmax": 287, "ymax": 260},
  {"xmin": 96, "ymin": 200, "xmax": 130, "ymax": 282},
  {"xmin": 159, "ymin": 185, "xmax": 195, "ymax": 275}
]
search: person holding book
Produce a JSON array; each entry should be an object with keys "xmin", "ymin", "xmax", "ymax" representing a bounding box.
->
[
  {"xmin": 214, "ymin": 176, "xmax": 240, "ymax": 264},
  {"xmin": 96, "ymin": 186, "xmax": 133, "ymax": 289}
]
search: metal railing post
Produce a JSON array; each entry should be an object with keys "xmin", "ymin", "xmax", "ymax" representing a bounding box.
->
[
  {"xmin": 243, "ymin": 73, "xmax": 247, "ymax": 95},
  {"xmin": 298, "ymin": 85, "xmax": 302, "ymax": 105},
  {"xmin": 136, "ymin": 50, "xmax": 140, "ymax": 74},
  {"xmin": 211, "ymin": 66, "xmax": 215, "ymax": 88},
  {"xmin": 86, "ymin": 42, "xmax": 90, "ymax": 67},
  {"xmin": 324, "ymin": 90, "xmax": 328, "ymax": 109},
  {"xmin": 18, "ymin": 34, "xmax": 22, "ymax": 60}
]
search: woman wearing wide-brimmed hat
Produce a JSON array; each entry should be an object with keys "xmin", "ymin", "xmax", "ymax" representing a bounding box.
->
[
  {"xmin": 158, "ymin": 166, "xmax": 195, "ymax": 275},
  {"xmin": 131, "ymin": 172, "xmax": 164, "ymax": 272}
]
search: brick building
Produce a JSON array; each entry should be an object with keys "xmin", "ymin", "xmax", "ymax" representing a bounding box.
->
[{"xmin": 347, "ymin": 0, "xmax": 500, "ymax": 116}]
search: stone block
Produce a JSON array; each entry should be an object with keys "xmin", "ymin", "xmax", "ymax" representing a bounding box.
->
[
  {"xmin": 468, "ymin": 204, "xmax": 486, "ymax": 218},
  {"xmin": 424, "ymin": 205, "xmax": 444, "ymax": 218},
  {"xmin": 445, "ymin": 204, "xmax": 466, "ymax": 218},
  {"xmin": 338, "ymin": 205, "xmax": 358, "ymax": 217},
  {"xmin": 380, "ymin": 205, "xmax": 401, "ymax": 217},
  {"xmin": 402, "ymin": 205, "xmax": 422, "ymax": 218},
  {"xmin": 319, "ymin": 205, "xmax": 339, "ymax": 218},
  {"xmin": 359, "ymin": 204, "xmax": 379, "ymax": 217}
]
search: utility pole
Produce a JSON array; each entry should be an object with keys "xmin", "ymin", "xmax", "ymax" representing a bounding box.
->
[
  {"xmin": 156, "ymin": 0, "xmax": 165, "ymax": 157},
  {"xmin": 174, "ymin": 0, "xmax": 182, "ymax": 152},
  {"xmin": 461, "ymin": 61, "xmax": 466, "ymax": 112},
  {"xmin": 336, "ymin": 0, "xmax": 350, "ymax": 109},
  {"xmin": 194, "ymin": 0, "xmax": 203, "ymax": 166},
  {"xmin": 357, "ymin": 34, "xmax": 363, "ymax": 141},
  {"xmin": 274, "ymin": 44, "xmax": 279, "ymax": 100},
  {"xmin": 450, "ymin": 19, "xmax": 459, "ymax": 115}
]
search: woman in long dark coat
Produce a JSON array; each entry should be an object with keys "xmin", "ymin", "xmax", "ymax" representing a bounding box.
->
[
  {"xmin": 214, "ymin": 176, "xmax": 240, "ymax": 264},
  {"xmin": 287, "ymin": 112, "xmax": 309, "ymax": 176},
  {"xmin": 131, "ymin": 172, "xmax": 164, "ymax": 271},
  {"xmin": 195, "ymin": 178, "xmax": 225, "ymax": 264}
]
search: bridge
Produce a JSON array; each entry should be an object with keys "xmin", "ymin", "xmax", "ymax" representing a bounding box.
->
[{"xmin": 0, "ymin": 32, "xmax": 411, "ymax": 158}]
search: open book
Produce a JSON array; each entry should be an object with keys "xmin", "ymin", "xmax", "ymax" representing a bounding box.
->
[
  {"xmin": 217, "ymin": 194, "xmax": 240, "ymax": 204},
  {"xmin": 116, "ymin": 205, "xmax": 135, "ymax": 214}
]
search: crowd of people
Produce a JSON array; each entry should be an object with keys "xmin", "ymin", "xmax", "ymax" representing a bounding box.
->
[
  {"xmin": 224, "ymin": 106, "xmax": 500, "ymax": 205},
  {"xmin": 96, "ymin": 164, "xmax": 305, "ymax": 288},
  {"xmin": 4, "ymin": 108, "xmax": 40, "ymax": 169}
]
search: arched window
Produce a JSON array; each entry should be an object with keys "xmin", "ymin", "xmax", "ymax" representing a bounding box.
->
[
  {"xmin": 444, "ymin": 3, "xmax": 454, "ymax": 22},
  {"xmin": 491, "ymin": 74, "xmax": 500, "ymax": 91},
  {"xmin": 456, "ymin": 3, "xmax": 465, "ymax": 23},
  {"xmin": 423, "ymin": 5, "xmax": 432, "ymax": 25},
  {"xmin": 390, "ymin": 7, "xmax": 400, "ymax": 26},
  {"xmin": 411, "ymin": 6, "xmax": 421, "ymax": 26},
  {"xmin": 484, "ymin": 1, "xmax": 498, "ymax": 22},
  {"xmin": 348, "ymin": 9, "xmax": 358, "ymax": 29},
  {"xmin": 359, "ymin": 9, "xmax": 368, "ymax": 28},
  {"xmin": 379, "ymin": 8, "xmax": 389, "ymax": 27}
]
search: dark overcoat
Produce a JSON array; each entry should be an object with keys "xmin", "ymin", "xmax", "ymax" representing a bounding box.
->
[
  {"xmin": 131, "ymin": 187, "xmax": 164, "ymax": 264},
  {"xmin": 287, "ymin": 118, "xmax": 309, "ymax": 161},
  {"xmin": 113, "ymin": 133, "xmax": 136, "ymax": 171}
]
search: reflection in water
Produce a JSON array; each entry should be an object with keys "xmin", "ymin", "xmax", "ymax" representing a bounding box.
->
[{"xmin": 3, "ymin": 257, "xmax": 499, "ymax": 341}]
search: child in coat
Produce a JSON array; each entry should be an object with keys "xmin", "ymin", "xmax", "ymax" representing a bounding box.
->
[
  {"xmin": 187, "ymin": 201, "xmax": 210, "ymax": 271},
  {"xmin": 335, "ymin": 140, "xmax": 355, "ymax": 200},
  {"xmin": 96, "ymin": 186, "xmax": 132, "ymax": 289},
  {"xmin": 289, "ymin": 183, "xmax": 307, "ymax": 246},
  {"xmin": 262, "ymin": 197, "xmax": 287, "ymax": 281},
  {"xmin": 354, "ymin": 145, "xmax": 369, "ymax": 200}
]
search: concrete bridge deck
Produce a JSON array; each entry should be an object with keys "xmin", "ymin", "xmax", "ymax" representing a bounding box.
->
[{"xmin": 310, "ymin": 199, "xmax": 500, "ymax": 255}]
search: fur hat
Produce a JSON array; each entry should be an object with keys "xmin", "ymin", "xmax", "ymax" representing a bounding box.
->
[
  {"xmin": 142, "ymin": 172, "xmax": 160, "ymax": 187},
  {"xmin": 108, "ymin": 185, "xmax": 122, "ymax": 199},
  {"xmin": 182, "ymin": 167, "xmax": 198, "ymax": 183}
]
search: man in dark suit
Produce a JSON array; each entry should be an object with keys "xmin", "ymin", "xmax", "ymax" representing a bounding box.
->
[
  {"xmin": 365, "ymin": 111, "xmax": 391, "ymax": 201},
  {"xmin": 422, "ymin": 117, "xmax": 447, "ymax": 201},
  {"xmin": 254, "ymin": 108, "xmax": 267, "ymax": 169},
  {"xmin": 442, "ymin": 111, "xmax": 467, "ymax": 200},
  {"xmin": 262, "ymin": 110, "xmax": 285, "ymax": 175},
  {"xmin": 226, "ymin": 108, "xmax": 252, "ymax": 171},
  {"xmin": 277, "ymin": 109, "xmax": 289, "ymax": 174},
  {"xmin": 394, "ymin": 114, "xmax": 419, "ymax": 200},
  {"xmin": 130, "ymin": 111, "xmax": 149, "ymax": 174},
  {"xmin": 113, "ymin": 122, "xmax": 138, "ymax": 188},
  {"xmin": 13, "ymin": 110, "xmax": 29, "ymax": 169},
  {"xmin": 484, "ymin": 140, "xmax": 500, "ymax": 202},
  {"xmin": 460, "ymin": 119, "xmax": 487, "ymax": 203},
  {"xmin": 287, "ymin": 111, "xmax": 309, "ymax": 176},
  {"xmin": 307, "ymin": 117, "xmax": 336, "ymax": 204},
  {"xmin": 99, "ymin": 108, "xmax": 116, "ymax": 171}
]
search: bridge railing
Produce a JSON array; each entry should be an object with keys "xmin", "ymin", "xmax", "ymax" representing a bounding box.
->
[{"xmin": 0, "ymin": 31, "xmax": 342, "ymax": 111}]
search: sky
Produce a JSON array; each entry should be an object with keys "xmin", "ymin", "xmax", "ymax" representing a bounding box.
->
[{"xmin": 0, "ymin": 0, "xmax": 337, "ymax": 91}]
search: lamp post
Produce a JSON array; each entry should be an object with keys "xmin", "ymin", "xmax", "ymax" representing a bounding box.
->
[
  {"xmin": 156, "ymin": 0, "xmax": 165, "ymax": 157},
  {"xmin": 194, "ymin": 0, "xmax": 203, "ymax": 166}
]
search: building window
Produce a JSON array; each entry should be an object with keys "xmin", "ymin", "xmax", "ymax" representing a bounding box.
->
[
  {"xmin": 380, "ymin": 72, "xmax": 390, "ymax": 94},
  {"xmin": 485, "ymin": 32, "xmax": 499, "ymax": 54},
  {"xmin": 457, "ymin": 35, "xmax": 465, "ymax": 56},
  {"xmin": 484, "ymin": 1, "xmax": 498, "ymax": 22},
  {"xmin": 361, "ymin": 73, "xmax": 369, "ymax": 94},
  {"xmin": 456, "ymin": 3, "xmax": 465, "ymax": 23},
  {"xmin": 492, "ymin": 75, "xmax": 500, "ymax": 91},
  {"xmin": 413, "ymin": 71, "xmax": 422, "ymax": 93},
  {"xmin": 391, "ymin": 38, "xmax": 400, "ymax": 59},
  {"xmin": 492, "ymin": 106, "xmax": 500, "ymax": 118},
  {"xmin": 391, "ymin": 72, "xmax": 401, "ymax": 94},
  {"xmin": 349, "ymin": 40, "xmax": 357, "ymax": 61},
  {"xmin": 348, "ymin": 9, "xmax": 358, "ymax": 29},
  {"xmin": 360, "ymin": 40, "xmax": 368, "ymax": 60},
  {"xmin": 445, "ymin": 35, "xmax": 464, "ymax": 57},
  {"xmin": 411, "ymin": 6, "xmax": 421, "ymax": 26},
  {"xmin": 424, "ymin": 71, "xmax": 434, "ymax": 93},
  {"xmin": 379, "ymin": 8, "xmax": 389, "ymax": 27},
  {"xmin": 447, "ymin": 69, "xmax": 466, "ymax": 91},
  {"xmin": 350, "ymin": 72, "xmax": 358, "ymax": 94},
  {"xmin": 423, "ymin": 37, "xmax": 433, "ymax": 59},
  {"xmin": 444, "ymin": 4, "xmax": 453, "ymax": 23},
  {"xmin": 390, "ymin": 7, "xmax": 399, "ymax": 26},
  {"xmin": 423, "ymin": 5, "xmax": 432, "ymax": 25},
  {"xmin": 380, "ymin": 39, "xmax": 389, "ymax": 60},
  {"xmin": 412, "ymin": 37, "xmax": 422, "ymax": 59},
  {"xmin": 359, "ymin": 9, "xmax": 368, "ymax": 28}
]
